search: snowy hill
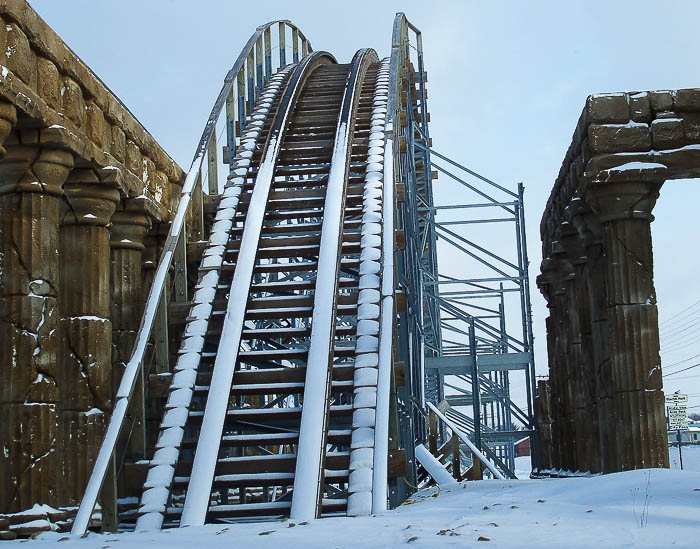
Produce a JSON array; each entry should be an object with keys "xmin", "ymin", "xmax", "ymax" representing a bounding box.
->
[{"xmin": 23, "ymin": 465, "xmax": 700, "ymax": 548}]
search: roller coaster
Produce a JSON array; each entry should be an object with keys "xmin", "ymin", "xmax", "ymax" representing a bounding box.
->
[{"xmin": 71, "ymin": 13, "xmax": 536, "ymax": 534}]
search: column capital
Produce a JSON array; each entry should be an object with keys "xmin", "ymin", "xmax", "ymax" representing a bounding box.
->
[
  {"xmin": 110, "ymin": 199, "xmax": 152, "ymax": 251},
  {"xmin": 62, "ymin": 169, "xmax": 120, "ymax": 226},
  {"xmin": 558, "ymin": 222, "xmax": 588, "ymax": 267},
  {"xmin": 0, "ymin": 102, "xmax": 17, "ymax": 158},
  {"xmin": 584, "ymin": 180, "xmax": 661, "ymax": 224},
  {"xmin": 0, "ymin": 143, "xmax": 73, "ymax": 196}
]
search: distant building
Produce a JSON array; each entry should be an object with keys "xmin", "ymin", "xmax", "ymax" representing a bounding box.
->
[
  {"xmin": 515, "ymin": 437, "xmax": 531, "ymax": 457},
  {"xmin": 667, "ymin": 423, "xmax": 700, "ymax": 444}
]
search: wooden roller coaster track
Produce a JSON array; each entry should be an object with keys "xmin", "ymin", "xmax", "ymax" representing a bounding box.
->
[{"xmin": 71, "ymin": 15, "xmax": 430, "ymax": 534}]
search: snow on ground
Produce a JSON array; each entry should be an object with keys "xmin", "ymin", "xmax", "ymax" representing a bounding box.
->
[
  {"xmin": 18, "ymin": 468, "xmax": 700, "ymax": 548},
  {"xmin": 669, "ymin": 444, "xmax": 700, "ymax": 471},
  {"xmin": 514, "ymin": 456, "xmax": 532, "ymax": 479}
]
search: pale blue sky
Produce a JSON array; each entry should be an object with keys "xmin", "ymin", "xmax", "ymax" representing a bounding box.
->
[{"xmin": 26, "ymin": 0, "xmax": 700, "ymax": 412}]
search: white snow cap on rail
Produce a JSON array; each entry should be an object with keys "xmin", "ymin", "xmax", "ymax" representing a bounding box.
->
[
  {"xmin": 135, "ymin": 67, "xmax": 293, "ymax": 532},
  {"xmin": 426, "ymin": 402, "xmax": 506, "ymax": 480},
  {"xmin": 415, "ymin": 444, "xmax": 457, "ymax": 486},
  {"xmin": 347, "ymin": 58, "xmax": 391, "ymax": 517}
]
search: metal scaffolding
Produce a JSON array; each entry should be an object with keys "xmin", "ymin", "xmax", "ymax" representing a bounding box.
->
[
  {"xmin": 417, "ymin": 144, "xmax": 538, "ymax": 477},
  {"xmin": 389, "ymin": 12, "xmax": 536, "ymax": 492}
]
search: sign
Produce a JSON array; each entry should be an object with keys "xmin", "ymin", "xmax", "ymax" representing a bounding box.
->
[
  {"xmin": 665, "ymin": 393, "xmax": 688, "ymax": 405},
  {"xmin": 437, "ymin": 399, "xmax": 451, "ymax": 414},
  {"xmin": 668, "ymin": 404, "xmax": 689, "ymax": 431}
]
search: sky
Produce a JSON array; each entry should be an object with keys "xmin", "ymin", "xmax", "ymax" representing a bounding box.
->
[{"xmin": 25, "ymin": 0, "xmax": 700, "ymax": 414}]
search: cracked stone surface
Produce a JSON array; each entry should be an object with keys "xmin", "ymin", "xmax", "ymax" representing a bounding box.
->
[{"xmin": 0, "ymin": 141, "xmax": 72, "ymax": 512}]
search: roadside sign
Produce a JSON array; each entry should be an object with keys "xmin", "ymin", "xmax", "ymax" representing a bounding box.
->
[
  {"xmin": 670, "ymin": 417, "xmax": 689, "ymax": 430},
  {"xmin": 665, "ymin": 393, "xmax": 688, "ymax": 404},
  {"xmin": 668, "ymin": 404, "xmax": 689, "ymax": 430}
]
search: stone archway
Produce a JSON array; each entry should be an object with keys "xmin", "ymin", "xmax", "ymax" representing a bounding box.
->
[{"xmin": 537, "ymin": 89, "xmax": 700, "ymax": 473}]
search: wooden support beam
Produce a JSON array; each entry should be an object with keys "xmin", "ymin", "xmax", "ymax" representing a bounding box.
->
[
  {"xmin": 264, "ymin": 26, "xmax": 272, "ymax": 80},
  {"xmin": 247, "ymin": 49, "xmax": 255, "ymax": 114},
  {"xmin": 207, "ymin": 128, "xmax": 219, "ymax": 195},
  {"xmin": 279, "ymin": 22, "xmax": 286, "ymax": 66},
  {"xmin": 394, "ymin": 361, "xmax": 406, "ymax": 387},
  {"xmin": 292, "ymin": 27, "xmax": 299, "ymax": 63},
  {"xmin": 452, "ymin": 434, "xmax": 461, "ymax": 480},
  {"xmin": 388, "ymin": 449, "xmax": 407, "ymax": 479},
  {"xmin": 395, "ymin": 182, "xmax": 405, "ymax": 203},
  {"xmin": 255, "ymin": 35, "xmax": 264, "ymax": 94},
  {"xmin": 99, "ymin": 456, "xmax": 118, "ymax": 533},
  {"xmin": 153, "ymin": 287, "xmax": 170, "ymax": 373},
  {"xmin": 428, "ymin": 409, "xmax": 438, "ymax": 455},
  {"xmin": 395, "ymin": 229, "xmax": 406, "ymax": 251}
]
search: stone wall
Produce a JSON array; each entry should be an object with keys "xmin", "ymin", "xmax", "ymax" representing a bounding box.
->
[
  {"xmin": 537, "ymin": 88, "xmax": 700, "ymax": 473},
  {"xmin": 0, "ymin": 0, "xmax": 185, "ymax": 512}
]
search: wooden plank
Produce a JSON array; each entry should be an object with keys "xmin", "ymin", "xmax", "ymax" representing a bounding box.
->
[
  {"xmin": 292, "ymin": 27, "xmax": 299, "ymax": 63},
  {"xmin": 428, "ymin": 409, "xmax": 438, "ymax": 455},
  {"xmin": 247, "ymin": 49, "xmax": 255, "ymax": 114},
  {"xmin": 225, "ymin": 88, "xmax": 236, "ymax": 166},
  {"xmin": 388, "ymin": 449, "xmax": 407, "ymax": 479},
  {"xmin": 189, "ymin": 171, "xmax": 204, "ymax": 241},
  {"xmin": 452, "ymin": 434, "xmax": 461, "ymax": 480},
  {"xmin": 237, "ymin": 69, "xmax": 246, "ymax": 133},
  {"xmin": 153, "ymin": 287, "xmax": 170, "ymax": 373},
  {"xmin": 264, "ymin": 26, "xmax": 272, "ymax": 81},
  {"xmin": 255, "ymin": 35, "xmax": 264, "ymax": 95},
  {"xmin": 128, "ymin": 365, "xmax": 146, "ymax": 459},
  {"xmin": 278, "ymin": 22, "xmax": 286, "ymax": 66},
  {"xmin": 207, "ymin": 128, "xmax": 219, "ymax": 195},
  {"xmin": 173, "ymin": 231, "xmax": 188, "ymax": 302},
  {"xmin": 394, "ymin": 361, "xmax": 406, "ymax": 387},
  {"xmin": 99, "ymin": 455, "xmax": 117, "ymax": 533}
]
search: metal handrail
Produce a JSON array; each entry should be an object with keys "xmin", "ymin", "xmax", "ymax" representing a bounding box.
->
[
  {"xmin": 426, "ymin": 402, "xmax": 505, "ymax": 480},
  {"xmin": 71, "ymin": 20, "xmax": 312, "ymax": 536}
]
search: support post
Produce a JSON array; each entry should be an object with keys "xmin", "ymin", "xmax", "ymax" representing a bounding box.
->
[
  {"xmin": 278, "ymin": 22, "xmax": 286, "ymax": 67},
  {"xmin": 469, "ymin": 320, "xmax": 482, "ymax": 453}
]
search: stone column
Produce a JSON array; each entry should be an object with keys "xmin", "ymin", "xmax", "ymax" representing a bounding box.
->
[
  {"xmin": 110, "ymin": 201, "xmax": 151, "ymax": 457},
  {"xmin": 0, "ymin": 126, "xmax": 74, "ymax": 512},
  {"xmin": 572, "ymin": 209, "xmax": 619, "ymax": 472},
  {"xmin": 560, "ymin": 226, "xmax": 596, "ymax": 473},
  {"xmin": 585, "ymin": 180, "xmax": 669, "ymax": 471},
  {"xmin": 535, "ymin": 380, "xmax": 553, "ymax": 470},
  {"xmin": 550, "ymin": 248, "xmax": 577, "ymax": 472},
  {"xmin": 142, "ymin": 222, "xmax": 168, "ymax": 448},
  {"xmin": 538, "ymin": 256, "xmax": 570, "ymax": 470},
  {"xmin": 58, "ymin": 169, "xmax": 119, "ymax": 505},
  {"xmin": 110, "ymin": 202, "xmax": 151, "ymax": 387}
]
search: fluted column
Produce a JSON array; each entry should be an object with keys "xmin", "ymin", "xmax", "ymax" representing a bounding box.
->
[
  {"xmin": 58, "ymin": 169, "xmax": 119, "ymax": 504},
  {"xmin": 110, "ymin": 203, "xmax": 151, "ymax": 388},
  {"xmin": 538, "ymin": 256, "xmax": 570, "ymax": 470},
  {"xmin": 585, "ymin": 180, "xmax": 669, "ymax": 471},
  {"xmin": 0, "ymin": 125, "xmax": 74, "ymax": 512},
  {"xmin": 535, "ymin": 380, "xmax": 553, "ymax": 470},
  {"xmin": 110, "ymin": 202, "xmax": 151, "ymax": 458},
  {"xmin": 560, "ymin": 226, "xmax": 595, "ymax": 473},
  {"xmin": 551, "ymin": 247, "xmax": 577, "ymax": 471}
]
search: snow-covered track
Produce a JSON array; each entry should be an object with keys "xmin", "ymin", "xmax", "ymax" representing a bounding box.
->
[
  {"xmin": 133, "ymin": 51, "xmax": 387, "ymax": 528},
  {"xmin": 71, "ymin": 12, "xmax": 447, "ymax": 533}
]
